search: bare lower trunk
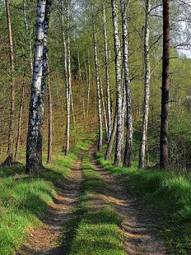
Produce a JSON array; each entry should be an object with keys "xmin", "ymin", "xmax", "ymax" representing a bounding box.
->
[
  {"xmin": 100, "ymin": 79, "xmax": 108, "ymax": 140},
  {"xmin": 105, "ymin": 112, "xmax": 117, "ymax": 160},
  {"xmin": 5, "ymin": 0, "xmax": 15, "ymax": 164},
  {"xmin": 86, "ymin": 50, "xmax": 91, "ymax": 117},
  {"xmin": 111, "ymin": 0, "xmax": 123, "ymax": 166},
  {"xmin": 139, "ymin": 0, "xmax": 151, "ymax": 169},
  {"xmin": 15, "ymin": 83, "xmax": 25, "ymax": 160},
  {"xmin": 160, "ymin": 0, "xmax": 170, "ymax": 169},
  {"xmin": 93, "ymin": 19, "xmax": 103, "ymax": 151},
  {"xmin": 103, "ymin": 3, "xmax": 112, "ymax": 140},
  {"xmin": 47, "ymin": 67, "xmax": 53, "ymax": 164},
  {"xmin": 26, "ymin": 0, "xmax": 52, "ymax": 173},
  {"xmin": 120, "ymin": 0, "xmax": 133, "ymax": 167}
]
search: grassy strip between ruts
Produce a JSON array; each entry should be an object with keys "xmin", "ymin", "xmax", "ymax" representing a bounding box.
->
[
  {"xmin": 96, "ymin": 153, "xmax": 191, "ymax": 255},
  {"xmin": 69, "ymin": 153, "xmax": 126, "ymax": 255},
  {"xmin": 0, "ymin": 148, "xmax": 80, "ymax": 255}
]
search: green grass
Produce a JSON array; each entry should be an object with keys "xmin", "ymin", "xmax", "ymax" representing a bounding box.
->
[
  {"xmin": 69, "ymin": 155, "xmax": 126, "ymax": 255},
  {"xmin": 96, "ymin": 153, "xmax": 191, "ymax": 255},
  {"xmin": 0, "ymin": 151, "xmax": 78, "ymax": 255}
]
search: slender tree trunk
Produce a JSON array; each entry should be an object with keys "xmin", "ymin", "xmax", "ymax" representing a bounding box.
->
[
  {"xmin": 139, "ymin": 0, "xmax": 151, "ymax": 169},
  {"xmin": 23, "ymin": 0, "xmax": 33, "ymax": 73},
  {"xmin": 78, "ymin": 48, "xmax": 85, "ymax": 121},
  {"xmin": 105, "ymin": 112, "xmax": 117, "ymax": 160},
  {"xmin": 4, "ymin": 0, "xmax": 15, "ymax": 165},
  {"xmin": 93, "ymin": 20, "xmax": 103, "ymax": 151},
  {"xmin": 103, "ymin": 3, "xmax": 112, "ymax": 140},
  {"xmin": 26, "ymin": 0, "xmax": 52, "ymax": 173},
  {"xmin": 86, "ymin": 50, "xmax": 91, "ymax": 117},
  {"xmin": 111, "ymin": 0, "xmax": 123, "ymax": 166},
  {"xmin": 160, "ymin": 0, "xmax": 170, "ymax": 169},
  {"xmin": 100, "ymin": 79, "xmax": 108, "ymax": 139},
  {"xmin": 62, "ymin": 0, "xmax": 72, "ymax": 155},
  {"xmin": 15, "ymin": 82, "xmax": 25, "ymax": 160},
  {"xmin": 47, "ymin": 68, "xmax": 53, "ymax": 164},
  {"xmin": 120, "ymin": 0, "xmax": 133, "ymax": 167}
]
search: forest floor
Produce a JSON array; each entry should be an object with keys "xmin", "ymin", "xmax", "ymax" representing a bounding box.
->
[{"xmin": 15, "ymin": 146, "xmax": 167, "ymax": 255}]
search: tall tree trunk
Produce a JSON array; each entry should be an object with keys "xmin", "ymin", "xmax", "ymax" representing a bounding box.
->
[
  {"xmin": 4, "ymin": 0, "xmax": 15, "ymax": 165},
  {"xmin": 15, "ymin": 82, "xmax": 25, "ymax": 160},
  {"xmin": 111, "ymin": 0, "xmax": 123, "ymax": 166},
  {"xmin": 93, "ymin": 20, "xmax": 103, "ymax": 151},
  {"xmin": 120, "ymin": 0, "xmax": 133, "ymax": 167},
  {"xmin": 26, "ymin": 0, "xmax": 52, "ymax": 173},
  {"xmin": 86, "ymin": 50, "xmax": 91, "ymax": 117},
  {"xmin": 139, "ymin": 0, "xmax": 151, "ymax": 169},
  {"xmin": 160, "ymin": 0, "xmax": 170, "ymax": 169},
  {"xmin": 103, "ymin": 3, "xmax": 112, "ymax": 140},
  {"xmin": 47, "ymin": 67, "xmax": 53, "ymax": 164},
  {"xmin": 62, "ymin": 0, "xmax": 72, "ymax": 155}
]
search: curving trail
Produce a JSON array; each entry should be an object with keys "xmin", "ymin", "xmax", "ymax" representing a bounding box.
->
[
  {"xmin": 89, "ymin": 147, "xmax": 167, "ymax": 255},
  {"xmin": 16, "ymin": 155, "xmax": 83, "ymax": 255}
]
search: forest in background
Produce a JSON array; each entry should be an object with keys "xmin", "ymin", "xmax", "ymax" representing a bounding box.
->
[
  {"xmin": 0, "ymin": 0, "xmax": 191, "ymax": 169},
  {"xmin": 1, "ymin": 0, "xmax": 191, "ymax": 254}
]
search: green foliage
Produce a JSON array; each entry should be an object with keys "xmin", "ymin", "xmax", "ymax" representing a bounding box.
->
[{"xmin": 96, "ymin": 153, "xmax": 191, "ymax": 255}]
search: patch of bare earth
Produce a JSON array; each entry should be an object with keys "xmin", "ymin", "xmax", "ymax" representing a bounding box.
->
[
  {"xmin": 89, "ymin": 147, "xmax": 167, "ymax": 255},
  {"xmin": 16, "ymin": 155, "xmax": 83, "ymax": 255}
]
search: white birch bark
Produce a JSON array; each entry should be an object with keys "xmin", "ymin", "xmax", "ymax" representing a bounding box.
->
[
  {"xmin": 120, "ymin": 0, "xmax": 133, "ymax": 167},
  {"xmin": 111, "ymin": 0, "xmax": 123, "ymax": 166},
  {"xmin": 26, "ymin": 0, "xmax": 51, "ymax": 173},
  {"xmin": 103, "ymin": 3, "xmax": 112, "ymax": 140},
  {"xmin": 139, "ymin": 0, "xmax": 151, "ymax": 168},
  {"xmin": 93, "ymin": 20, "xmax": 103, "ymax": 151}
]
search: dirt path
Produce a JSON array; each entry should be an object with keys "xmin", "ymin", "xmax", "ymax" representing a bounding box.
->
[
  {"xmin": 16, "ymin": 155, "xmax": 83, "ymax": 255},
  {"xmin": 89, "ymin": 148, "xmax": 167, "ymax": 255}
]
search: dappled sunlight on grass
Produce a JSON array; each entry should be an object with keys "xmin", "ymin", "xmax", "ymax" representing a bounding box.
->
[
  {"xmin": 69, "ymin": 155, "xmax": 125, "ymax": 255},
  {"xmin": 96, "ymin": 153, "xmax": 191, "ymax": 254},
  {"xmin": 0, "ymin": 150, "xmax": 78, "ymax": 255}
]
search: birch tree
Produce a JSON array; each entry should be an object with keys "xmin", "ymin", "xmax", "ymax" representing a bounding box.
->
[
  {"xmin": 139, "ymin": 0, "xmax": 151, "ymax": 169},
  {"xmin": 160, "ymin": 0, "xmax": 170, "ymax": 169},
  {"xmin": 120, "ymin": 0, "xmax": 133, "ymax": 167},
  {"xmin": 103, "ymin": 3, "xmax": 112, "ymax": 140},
  {"xmin": 26, "ymin": 0, "xmax": 52, "ymax": 173},
  {"xmin": 111, "ymin": 0, "xmax": 123, "ymax": 166},
  {"xmin": 93, "ymin": 14, "xmax": 103, "ymax": 151}
]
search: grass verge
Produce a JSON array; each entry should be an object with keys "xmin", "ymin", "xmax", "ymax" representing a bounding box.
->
[
  {"xmin": 96, "ymin": 153, "xmax": 191, "ymax": 255},
  {"xmin": 0, "ymin": 151, "xmax": 78, "ymax": 255},
  {"xmin": 69, "ymin": 154, "xmax": 126, "ymax": 255}
]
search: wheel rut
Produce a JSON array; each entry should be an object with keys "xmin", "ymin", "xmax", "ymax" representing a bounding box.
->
[
  {"xmin": 16, "ymin": 154, "xmax": 83, "ymax": 255},
  {"xmin": 89, "ymin": 147, "xmax": 167, "ymax": 255}
]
